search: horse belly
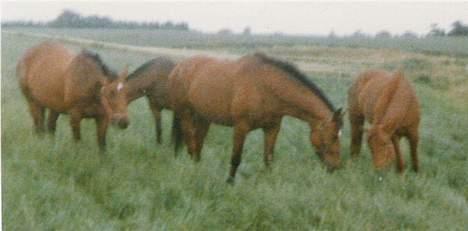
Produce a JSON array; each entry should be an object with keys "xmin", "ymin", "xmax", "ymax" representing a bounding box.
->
[
  {"xmin": 28, "ymin": 73, "xmax": 67, "ymax": 112},
  {"xmin": 187, "ymin": 79, "xmax": 234, "ymax": 126}
]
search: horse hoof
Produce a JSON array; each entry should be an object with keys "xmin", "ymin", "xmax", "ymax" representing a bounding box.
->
[{"xmin": 226, "ymin": 177, "xmax": 235, "ymax": 184}]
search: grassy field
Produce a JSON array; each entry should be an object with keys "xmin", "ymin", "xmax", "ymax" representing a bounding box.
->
[{"xmin": 2, "ymin": 29, "xmax": 468, "ymax": 230}]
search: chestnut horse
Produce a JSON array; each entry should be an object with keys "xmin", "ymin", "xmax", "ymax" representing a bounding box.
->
[
  {"xmin": 348, "ymin": 70, "xmax": 420, "ymax": 172},
  {"xmin": 17, "ymin": 41, "xmax": 130, "ymax": 150},
  {"xmin": 169, "ymin": 53, "xmax": 344, "ymax": 183},
  {"xmin": 126, "ymin": 57, "xmax": 175, "ymax": 143}
]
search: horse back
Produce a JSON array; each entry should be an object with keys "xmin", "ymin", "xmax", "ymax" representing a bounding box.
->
[
  {"xmin": 350, "ymin": 70, "xmax": 419, "ymax": 131},
  {"xmin": 17, "ymin": 41, "xmax": 74, "ymax": 111}
]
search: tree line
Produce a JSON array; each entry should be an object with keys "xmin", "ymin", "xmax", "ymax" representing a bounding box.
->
[{"xmin": 2, "ymin": 10, "xmax": 190, "ymax": 31}]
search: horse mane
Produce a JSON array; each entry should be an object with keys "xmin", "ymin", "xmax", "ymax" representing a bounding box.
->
[
  {"xmin": 127, "ymin": 58, "xmax": 157, "ymax": 80},
  {"xmin": 254, "ymin": 52, "xmax": 335, "ymax": 111},
  {"xmin": 81, "ymin": 50, "xmax": 118, "ymax": 80}
]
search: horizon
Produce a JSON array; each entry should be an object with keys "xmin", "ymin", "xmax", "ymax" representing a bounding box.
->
[{"xmin": 2, "ymin": 1, "xmax": 468, "ymax": 36}]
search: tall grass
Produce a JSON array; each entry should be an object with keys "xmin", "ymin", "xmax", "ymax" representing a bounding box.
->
[{"xmin": 2, "ymin": 31, "xmax": 468, "ymax": 230}]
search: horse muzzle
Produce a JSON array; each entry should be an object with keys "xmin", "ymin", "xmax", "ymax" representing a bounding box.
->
[{"xmin": 111, "ymin": 114, "xmax": 129, "ymax": 129}]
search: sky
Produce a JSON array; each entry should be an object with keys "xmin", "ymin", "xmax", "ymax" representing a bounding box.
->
[{"xmin": 2, "ymin": 1, "xmax": 468, "ymax": 36}]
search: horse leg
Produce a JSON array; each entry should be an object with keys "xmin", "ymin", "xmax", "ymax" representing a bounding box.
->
[
  {"xmin": 180, "ymin": 112, "xmax": 198, "ymax": 160},
  {"xmin": 193, "ymin": 118, "xmax": 210, "ymax": 162},
  {"xmin": 95, "ymin": 116, "xmax": 109, "ymax": 152},
  {"xmin": 28, "ymin": 101, "xmax": 45, "ymax": 134},
  {"xmin": 350, "ymin": 114, "xmax": 364, "ymax": 158},
  {"xmin": 392, "ymin": 135, "xmax": 404, "ymax": 173},
  {"xmin": 407, "ymin": 127, "xmax": 419, "ymax": 172},
  {"xmin": 227, "ymin": 121, "xmax": 250, "ymax": 184},
  {"xmin": 148, "ymin": 100, "xmax": 163, "ymax": 144},
  {"xmin": 262, "ymin": 122, "xmax": 281, "ymax": 167},
  {"xmin": 69, "ymin": 109, "xmax": 82, "ymax": 141},
  {"xmin": 47, "ymin": 110, "xmax": 60, "ymax": 134}
]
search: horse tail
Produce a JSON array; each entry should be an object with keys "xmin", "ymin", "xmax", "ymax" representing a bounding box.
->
[
  {"xmin": 16, "ymin": 58, "xmax": 32, "ymax": 100},
  {"xmin": 171, "ymin": 112, "xmax": 184, "ymax": 154}
]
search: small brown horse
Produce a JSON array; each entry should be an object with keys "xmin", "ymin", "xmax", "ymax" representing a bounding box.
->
[
  {"xmin": 348, "ymin": 70, "xmax": 420, "ymax": 172},
  {"xmin": 126, "ymin": 57, "xmax": 176, "ymax": 143},
  {"xmin": 169, "ymin": 53, "xmax": 344, "ymax": 183},
  {"xmin": 17, "ymin": 41, "xmax": 130, "ymax": 150}
]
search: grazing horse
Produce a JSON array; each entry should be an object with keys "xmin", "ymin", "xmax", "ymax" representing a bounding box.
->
[
  {"xmin": 17, "ymin": 41, "xmax": 130, "ymax": 150},
  {"xmin": 125, "ymin": 57, "xmax": 176, "ymax": 143},
  {"xmin": 169, "ymin": 53, "xmax": 344, "ymax": 183},
  {"xmin": 348, "ymin": 70, "xmax": 420, "ymax": 172}
]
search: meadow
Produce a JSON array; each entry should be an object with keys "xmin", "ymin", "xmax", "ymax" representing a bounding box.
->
[{"xmin": 2, "ymin": 29, "xmax": 468, "ymax": 230}]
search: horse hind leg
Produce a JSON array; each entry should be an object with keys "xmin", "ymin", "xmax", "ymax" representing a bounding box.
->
[
  {"xmin": 392, "ymin": 135, "xmax": 404, "ymax": 173},
  {"xmin": 227, "ymin": 121, "xmax": 250, "ymax": 184},
  {"xmin": 407, "ymin": 127, "xmax": 419, "ymax": 173},
  {"xmin": 47, "ymin": 110, "xmax": 60, "ymax": 134},
  {"xmin": 193, "ymin": 117, "xmax": 210, "ymax": 162},
  {"xmin": 148, "ymin": 100, "xmax": 163, "ymax": 144},
  {"xmin": 350, "ymin": 113, "xmax": 364, "ymax": 158},
  {"xmin": 28, "ymin": 101, "xmax": 45, "ymax": 134}
]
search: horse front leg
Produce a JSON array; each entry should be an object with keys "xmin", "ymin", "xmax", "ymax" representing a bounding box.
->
[
  {"xmin": 69, "ymin": 109, "xmax": 82, "ymax": 141},
  {"xmin": 262, "ymin": 122, "xmax": 281, "ymax": 167},
  {"xmin": 392, "ymin": 135, "xmax": 404, "ymax": 173},
  {"xmin": 227, "ymin": 121, "xmax": 250, "ymax": 184},
  {"xmin": 407, "ymin": 126, "xmax": 419, "ymax": 172},
  {"xmin": 47, "ymin": 110, "xmax": 60, "ymax": 134},
  {"xmin": 95, "ymin": 116, "xmax": 109, "ymax": 152}
]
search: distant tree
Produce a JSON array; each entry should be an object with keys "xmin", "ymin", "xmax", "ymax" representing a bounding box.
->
[
  {"xmin": 400, "ymin": 31, "xmax": 418, "ymax": 39},
  {"xmin": 49, "ymin": 9, "xmax": 82, "ymax": 27},
  {"xmin": 351, "ymin": 30, "xmax": 367, "ymax": 38},
  {"xmin": 243, "ymin": 27, "xmax": 251, "ymax": 36},
  {"xmin": 328, "ymin": 30, "xmax": 337, "ymax": 39},
  {"xmin": 44, "ymin": 9, "xmax": 189, "ymax": 30},
  {"xmin": 217, "ymin": 28, "xmax": 233, "ymax": 35},
  {"xmin": 375, "ymin": 30, "xmax": 392, "ymax": 39},
  {"xmin": 448, "ymin": 20, "xmax": 468, "ymax": 36},
  {"xmin": 427, "ymin": 23, "xmax": 445, "ymax": 37}
]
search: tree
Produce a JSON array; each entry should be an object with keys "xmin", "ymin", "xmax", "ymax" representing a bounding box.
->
[
  {"xmin": 427, "ymin": 23, "xmax": 445, "ymax": 37},
  {"xmin": 448, "ymin": 20, "xmax": 468, "ymax": 36},
  {"xmin": 375, "ymin": 30, "xmax": 392, "ymax": 39},
  {"xmin": 400, "ymin": 31, "xmax": 418, "ymax": 39},
  {"xmin": 242, "ymin": 27, "xmax": 251, "ymax": 36}
]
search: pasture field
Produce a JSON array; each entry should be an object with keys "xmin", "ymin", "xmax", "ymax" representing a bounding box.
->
[{"xmin": 2, "ymin": 29, "xmax": 468, "ymax": 230}]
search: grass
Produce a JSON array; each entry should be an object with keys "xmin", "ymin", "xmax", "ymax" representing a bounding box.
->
[{"xmin": 2, "ymin": 29, "xmax": 468, "ymax": 230}]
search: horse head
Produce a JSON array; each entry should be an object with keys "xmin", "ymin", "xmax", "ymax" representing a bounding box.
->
[
  {"xmin": 100, "ymin": 66, "xmax": 130, "ymax": 129},
  {"xmin": 311, "ymin": 108, "xmax": 345, "ymax": 171}
]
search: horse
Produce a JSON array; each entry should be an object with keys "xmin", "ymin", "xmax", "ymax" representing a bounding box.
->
[
  {"xmin": 169, "ymin": 52, "xmax": 344, "ymax": 183},
  {"xmin": 17, "ymin": 41, "xmax": 130, "ymax": 151},
  {"xmin": 125, "ymin": 57, "xmax": 176, "ymax": 143},
  {"xmin": 348, "ymin": 70, "xmax": 420, "ymax": 172}
]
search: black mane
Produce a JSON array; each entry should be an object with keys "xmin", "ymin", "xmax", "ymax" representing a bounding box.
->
[
  {"xmin": 127, "ymin": 58, "xmax": 158, "ymax": 80},
  {"xmin": 81, "ymin": 50, "xmax": 118, "ymax": 80},
  {"xmin": 254, "ymin": 52, "xmax": 335, "ymax": 111}
]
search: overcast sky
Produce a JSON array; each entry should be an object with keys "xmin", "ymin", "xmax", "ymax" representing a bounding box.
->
[{"xmin": 2, "ymin": 1, "xmax": 468, "ymax": 36}]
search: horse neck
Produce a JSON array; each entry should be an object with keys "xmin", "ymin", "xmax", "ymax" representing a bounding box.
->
[
  {"xmin": 126, "ymin": 72, "xmax": 155, "ymax": 102},
  {"xmin": 271, "ymin": 79, "xmax": 334, "ymax": 126}
]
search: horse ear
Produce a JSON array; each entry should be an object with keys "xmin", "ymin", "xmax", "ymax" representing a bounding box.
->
[{"xmin": 119, "ymin": 65, "xmax": 129, "ymax": 81}]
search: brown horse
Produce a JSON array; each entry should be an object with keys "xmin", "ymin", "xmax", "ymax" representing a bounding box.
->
[
  {"xmin": 126, "ymin": 57, "xmax": 176, "ymax": 143},
  {"xmin": 169, "ymin": 53, "xmax": 344, "ymax": 183},
  {"xmin": 17, "ymin": 41, "xmax": 130, "ymax": 150},
  {"xmin": 348, "ymin": 70, "xmax": 420, "ymax": 172}
]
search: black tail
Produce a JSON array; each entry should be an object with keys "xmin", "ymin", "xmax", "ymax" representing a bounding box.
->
[{"xmin": 171, "ymin": 112, "xmax": 184, "ymax": 155}]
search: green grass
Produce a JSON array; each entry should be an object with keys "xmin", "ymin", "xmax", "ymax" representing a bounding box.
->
[{"xmin": 2, "ymin": 30, "xmax": 468, "ymax": 230}]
